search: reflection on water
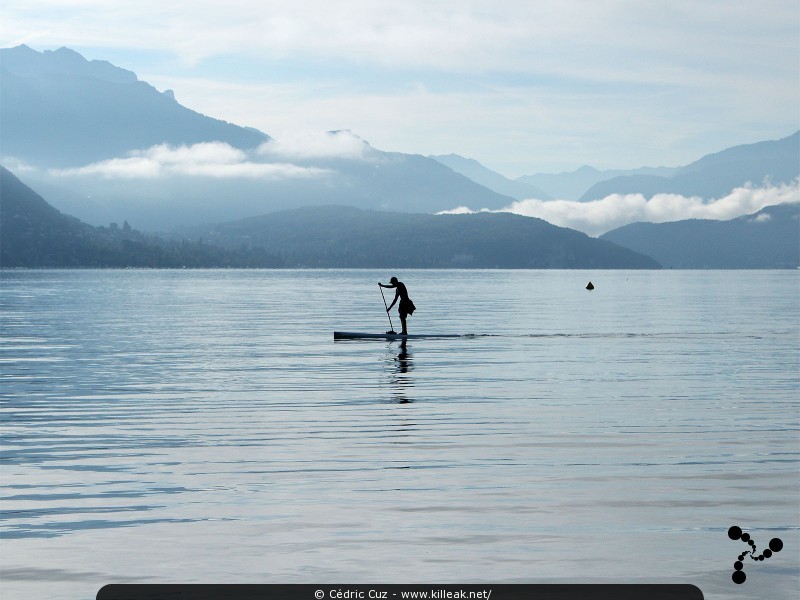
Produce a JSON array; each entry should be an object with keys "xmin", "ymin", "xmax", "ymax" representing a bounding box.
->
[{"xmin": 385, "ymin": 340, "xmax": 414, "ymax": 404}]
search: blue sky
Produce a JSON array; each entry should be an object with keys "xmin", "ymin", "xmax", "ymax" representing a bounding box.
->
[{"xmin": 3, "ymin": 0, "xmax": 799, "ymax": 177}]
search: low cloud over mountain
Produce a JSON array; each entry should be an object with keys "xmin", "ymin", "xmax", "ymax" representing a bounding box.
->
[
  {"xmin": 438, "ymin": 132, "xmax": 799, "ymax": 236},
  {"xmin": 500, "ymin": 180, "xmax": 800, "ymax": 236},
  {"xmin": 50, "ymin": 141, "xmax": 332, "ymax": 180}
]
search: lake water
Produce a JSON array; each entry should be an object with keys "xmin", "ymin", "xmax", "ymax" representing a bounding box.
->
[{"xmin": 1, "ymin": 269, "xmax": 798, "ymax": 600}]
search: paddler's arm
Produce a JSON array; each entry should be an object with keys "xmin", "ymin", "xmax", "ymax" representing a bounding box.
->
[{"xmin": 389, "ymin": 288, "xmax": 400, "ymax": 309}]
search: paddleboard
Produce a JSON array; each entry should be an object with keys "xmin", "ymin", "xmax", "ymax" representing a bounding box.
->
[{"xmin": 334, "ymin": 331, "xmax": 465, "ymax": 340}]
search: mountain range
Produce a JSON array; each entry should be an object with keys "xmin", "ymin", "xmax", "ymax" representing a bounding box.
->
[
  {"xmin": 601, "ymin": 202, "xmax": 799, "ymax": 269},
  {"xmin": 4, "ymin": 45, "xmax": 798, "ymax": 229},
  {"xmin": 434, "ymin": 133, "xmax": 799, "ymax": 202},
  {"xmin": 1, "ymin": 44, "xmax": 798, "ymax": 269},
  {"xmin": 0, "ymin": 166, "xmax": 659, "ymax": 269},
  {"xmin": 578, "ymin": 132, "xmax": 799, "ymax": 201},
  {"xmin": 7, "ymin": 161, "xmax": 794, "ymax": 269},
  {"xmin": 0, "ymin": 45, "xmax": 512, "ymax": 230}
]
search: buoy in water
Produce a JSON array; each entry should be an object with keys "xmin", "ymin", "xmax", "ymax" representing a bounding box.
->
[{"xmin": 586, "ymin": 281, "xmax": 594, "ymax": 290}]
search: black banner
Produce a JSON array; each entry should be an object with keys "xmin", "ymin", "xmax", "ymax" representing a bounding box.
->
[{"xmin": 97, "ymin": 584, "xmax": 704, "ymax": 600}]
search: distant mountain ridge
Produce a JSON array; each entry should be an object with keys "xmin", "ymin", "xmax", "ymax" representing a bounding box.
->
[
  {"xmin": 600, "ymin": 202, "xmax": 799, "ymax": 268},
  {"xmin": 448, "ymin": 133, "xmax": 798, "ymax": 203},
  {"xmin": 430, "ymin": 154, "xmax": 552, "ymax": 200},
  {"xmin": 518, "ymin": 165, "xmax": 678, "ymax": 201},
  {"xmin": 434, "ymin": 135, "xmax": 798, "ymax": 203},
  {"xmin": 579, "ymin": 132, "xmax": 799, "ymax": 201},
  {"xmin": 1, "ymin": 45, "xmax": 269, "ymax": 168}
]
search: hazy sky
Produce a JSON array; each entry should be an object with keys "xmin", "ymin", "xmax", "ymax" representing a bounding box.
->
[{"xmin": 3, "ymin": 0, "xmax": 799, "ymax": 177}]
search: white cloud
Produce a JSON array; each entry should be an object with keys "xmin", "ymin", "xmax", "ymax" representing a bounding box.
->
[
  {"xmin": 257, "ymin": 130, "xmax": 375, "ymax": 161},
  {"xmin": 145, "ymin": 141, "xmax": 246, "ymax": 165},
  {"xmin": 49, "ymin": 142, "xmax": 332, "ymax": 179},
  {"xmin": 438, "ymin": 206, "xmax": 480, "ymax": 215},
  {"xmin": 0, "ymin": 156, "xmax": 38, "ymax": 173},
  {"xmin": 440, "ymin": 180, "xmax": 800, "ymax": 236}
]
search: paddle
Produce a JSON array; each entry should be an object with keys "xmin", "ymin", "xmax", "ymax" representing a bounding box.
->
[{"xmin": 379, "ymin": 284, "xmax": 396, "ymax": 334}]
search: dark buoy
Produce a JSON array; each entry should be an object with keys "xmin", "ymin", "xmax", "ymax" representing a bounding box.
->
[{"xmin": 586, "ymin": 281, "xmax": 594, "ymax": 290}]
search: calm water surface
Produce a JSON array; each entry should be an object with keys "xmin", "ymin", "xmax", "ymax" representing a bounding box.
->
[{"xmin": 1, "ymin": 269, "xmax": 798, "ymax": 600}]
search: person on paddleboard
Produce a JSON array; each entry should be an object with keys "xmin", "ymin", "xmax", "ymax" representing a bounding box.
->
[{"xmin": 379, "ymin": 277, "xmax": 416, "ymax": 335}]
